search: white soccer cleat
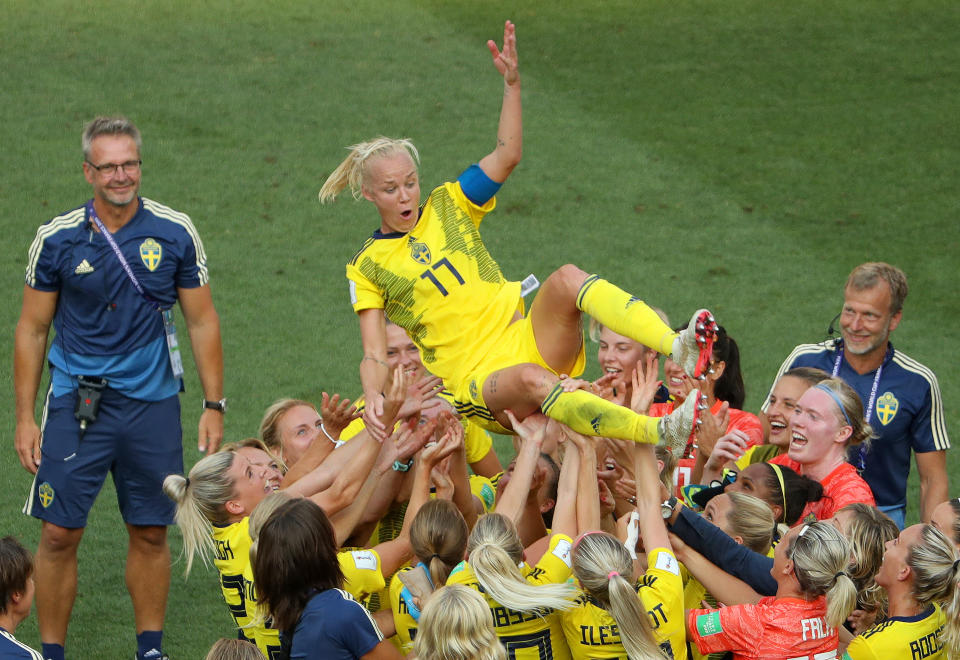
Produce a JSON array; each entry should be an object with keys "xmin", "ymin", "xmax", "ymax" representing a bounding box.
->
[
  {"xmin": 672, "ymin": 309, "xmax": 719, "ymax": 380},
  {"xmin": 657, "ymin": 391, "xmax": 707, "ymax": 459}
]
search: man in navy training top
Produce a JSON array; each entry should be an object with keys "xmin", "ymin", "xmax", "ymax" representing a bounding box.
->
[
  {"xmin": 765, "ymin": 262, "xmax": 949, "ymax": 529},
  {"xmin": 13, "ymin": 116, "xmax": 225, "ymax": 660}
]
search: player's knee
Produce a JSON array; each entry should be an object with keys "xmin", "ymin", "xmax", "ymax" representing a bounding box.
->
[
  {"xmin": 518, "ymin": 364, "xmax": 559, "ymax": 399},
  {"xmin": 547, "ymin": 264, "xmax": 589, "ymax": 296},
  {"xmin": 39, "ymin": 523, "xmax": 83, "ymax": 555}
]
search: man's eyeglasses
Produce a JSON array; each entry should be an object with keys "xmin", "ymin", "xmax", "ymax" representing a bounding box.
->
[{"xmin": 86, "ymin": 159, "xmax": 142, "ymax": 176}]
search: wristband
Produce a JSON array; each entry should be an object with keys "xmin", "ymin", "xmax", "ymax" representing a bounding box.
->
[
  {"xmin": 320, "ymin": 423, "xmax": 337, "ymax": 444},
  {"xmin": 392, "ymin": 458, "xmax": 414, "ymax": 472}
]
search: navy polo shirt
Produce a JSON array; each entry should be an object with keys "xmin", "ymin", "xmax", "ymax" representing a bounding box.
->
[{"xmin": 25, "ymin": 197, "xmax": 207, "ymax": 400}]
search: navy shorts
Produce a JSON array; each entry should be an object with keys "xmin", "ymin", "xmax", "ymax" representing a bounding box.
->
[{"xmin": 23, "ymin": 386, "xmax": 183, "ymax": 528}]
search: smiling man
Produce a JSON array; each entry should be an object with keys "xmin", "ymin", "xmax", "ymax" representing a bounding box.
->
[
  {"xmin": 14, "ymin": 116, "xmax": 224, "ymax": 660},
  {"xmin": 764, "ymin": 263, "xmax": 949, "ymax": 528}
]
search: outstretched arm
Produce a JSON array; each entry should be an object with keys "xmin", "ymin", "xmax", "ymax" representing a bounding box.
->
[
  {"xmin": 563, "ymin": 427, "xmax": 601, "ymax": 534},
  {"xmin": 358, "ymin": 307, "xmax": 390, "ymax": 441},
  {"xmin": 373, "ymin": 424, "xmax": 462, "ymax": 578},
  {"xmin": 668, "ymin": 533, "xmax": 761, "ymax": 606},
  {"xmin": 635, "ymin": 444, "xmax": 671, "ymax": 552},
  {"xmin": 666, "ymin": 504, "xmax": 777, "ymax": 595},
  {"xmin": 477, "ymin": 20, "xmax": 522, "ymax": 184}
]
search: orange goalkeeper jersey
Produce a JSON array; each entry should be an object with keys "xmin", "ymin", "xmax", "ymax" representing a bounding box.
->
[{"xmin": 689, "ymin": 595, "xmax": 839, "ymax": 660}]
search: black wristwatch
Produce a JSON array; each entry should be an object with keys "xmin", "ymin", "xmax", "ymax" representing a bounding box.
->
[
  {"xmin": 661, "ymin": 496, "xmax": 679, "ymax": 520},
  {"xmin": 203, "ymin": 398, "xmax": 227, "ymax": 413}
]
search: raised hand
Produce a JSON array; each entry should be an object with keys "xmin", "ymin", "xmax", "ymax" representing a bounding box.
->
[
  {"xmin": 396, "ymin": 374, "xmax": 445, "ymax": 421},
  {"xmin": 504, "ymin": 409, "xmax": 547, "ymax": 448},
  {"xmin": 487, "ymin": 20, "xmax": 519, "ymax": 85},
  {"xmin": 591, "ymin": 372, "xmax": 626, "ymax": 406},
  {"xmin": 320, "ymin": 391, "xmax": 360, "ymax": 437},
  {"xmin": 704, "ymin": 430, "xmax": 750, "ymax": 472},
  {"xmin": 696, "ymin": 401, "xmax": 730, "ymax": 458},
  {"xmin": 630, "ymin": 353, "xmax": 662, "ymax": 414},
  {"xmin": 380, "ymin": 366, "xmax": 412, "ymax": 430},
  {"xmin": 557, "ymin": 374, "xmax": 593, "ymax": 393},
  {"xmin": 420, "ymin": 424, "xmax": 463, "ymax": 470}
]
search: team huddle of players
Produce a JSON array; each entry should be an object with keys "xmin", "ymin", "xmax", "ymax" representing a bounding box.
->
[{"xmin": 161, "ymin": 316, "xmax": 958, "ymax": 660}]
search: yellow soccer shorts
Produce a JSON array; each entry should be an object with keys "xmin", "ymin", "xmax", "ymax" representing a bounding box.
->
[{"xmin": 450, "ymin": 315, "xmax": 586, "ymax": 434}]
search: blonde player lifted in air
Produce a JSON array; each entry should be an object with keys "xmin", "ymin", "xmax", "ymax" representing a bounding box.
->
[{"xmin": 319, "ymin": 20, "xmax": 718, "ymax": 450}]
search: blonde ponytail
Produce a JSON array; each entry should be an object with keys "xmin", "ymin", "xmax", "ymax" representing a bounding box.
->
[
  {"xmin": 824, "ymin": 572, "xmax": 858, "ymax": 631},
  {"xmin": 907, "ymin": 525, "xmax": 960, "ymax": 656},
  {"xmin": 572, "ymin": 532, "xmax": 665, "ymax": 659},
  {"xmin": 319, "ymin": 137, "xmax": 419, "ymax": 203},
  {"xmin": 467, "ymin": 514, "xmax": 574, "ymax": 614},
  {"xmin": 410, "ymin": 499, "xmax": 469, "ymax": 588},
  {"xmin": 162, "ymin": 451, "xmax": 237, "ymax": 575},
  {"xmin": 788, "ymin": 522, "xmax": 857, "ymax": 630}
]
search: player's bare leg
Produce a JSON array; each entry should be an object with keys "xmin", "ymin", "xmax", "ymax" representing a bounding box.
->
[
  {"xmin": 527, "ymin": 264, "xmax": 592, "ymax": 374},
  {"xmin": 482, "ymin": 362, "xmax": 704, "ymax": 453},
  {"xmin": 35, "ymin": 522, "xmax": 84, "ymax": 648},
  {"xmin": 529, "ymin": 264, "xmax": 718, "ymax": 379},
  {"xmin": 126, "ymin": 524, "xmax": 170, "ymax": 651}
]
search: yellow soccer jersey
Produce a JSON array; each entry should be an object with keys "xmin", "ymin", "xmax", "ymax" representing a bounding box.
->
[
  {"xmin": 734, "ymin": 444, "xmax": 783, "ymax": 471},
  {"xmin": 212, "ymin": 518, "xmax": 257, "ymax": 641},
  {"xmin": 389, "ymin": 566, "xmax": 424, "ymax": 655},
  {"xmin": 340, "ymin": 548, "xmax": 387, "ymax": 602},
  {"xmin": 212, "ymin": 518, "xmax": 283, "ymax": 659},
  {"xmin": 843, "ymin": 604, "xmax": 946, "ymax": 660},
  {"xmin": 559, "ymin": 548, "xmax": 687, "ymax": 660},
  {"xmin": 470, "ymin": 474, "xmax": 497, "ymax": 513},
  {"xmin": 346, "ymin": 181, "xmax": 523, "ymax": 388},
  {"xmin": 447, "ymin": 533, "xmax": 575, "ymax": 660}
]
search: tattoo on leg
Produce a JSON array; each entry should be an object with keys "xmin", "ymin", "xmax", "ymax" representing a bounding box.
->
[{"xmin": 489, "ymin": 373, "xmax": 498, "ymax": 394}]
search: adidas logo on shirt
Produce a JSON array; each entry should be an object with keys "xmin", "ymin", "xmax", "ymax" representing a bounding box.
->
[{"xmin": 74, "ymin": 259, "xmax": 94, "ymax": 274}]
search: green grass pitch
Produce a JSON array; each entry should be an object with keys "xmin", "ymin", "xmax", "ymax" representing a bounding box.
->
[{"xmin": 1, "ymin": 1, "xmax": 957, "ymax": 657}]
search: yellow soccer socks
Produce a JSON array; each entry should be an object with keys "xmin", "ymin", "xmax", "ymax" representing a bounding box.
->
[
  {"xmin": 576, "ymin": 275, "xmax": 676, "ymax": 355},
  {"xmin": 540, "ymin": 384, "xmax": 659, "ymax": 444}
]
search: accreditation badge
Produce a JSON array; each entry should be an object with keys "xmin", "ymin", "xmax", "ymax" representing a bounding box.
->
[{"xmin": 162, "ymin": 309, "xmax": 185, "ymax": 379}]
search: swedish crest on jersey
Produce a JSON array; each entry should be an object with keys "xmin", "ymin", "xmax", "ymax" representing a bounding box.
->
[
  {"xmin": 409, "ymin": 236, "xmax": 431, "ymax": 265},
  {"xmin": 876, "ymin": 391, "xmax": 899, "ymax": 426},
  {"xmin": 139, "ymin": 238, "xmax": 162, "ymax": 271}
]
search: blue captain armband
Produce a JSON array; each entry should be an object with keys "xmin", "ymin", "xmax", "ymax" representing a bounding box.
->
[{"xmin": 458, "ymin": 164, "xmax": 501, "ymax": 205}]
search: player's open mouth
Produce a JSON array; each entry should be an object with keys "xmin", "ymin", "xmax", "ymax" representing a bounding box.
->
[
  {"xmin": 769, "ymin": 420, "xmax": 787, "ymax": 434},
  {"xmin": 400, "ymin": 209, "xmax": 413, "ymax": 219},
  {"xmin": 604, "ymin": 367, "xmax": 621, "ymax": 375},
  {"xmin": 790, "ymin": 431, "xmax": 808, "ymax": 448}
]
